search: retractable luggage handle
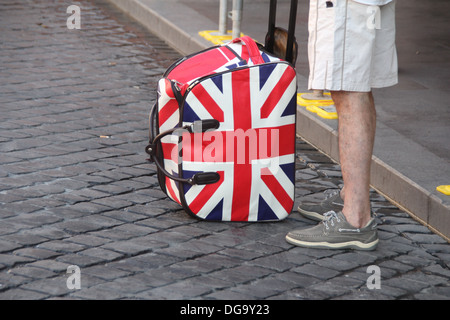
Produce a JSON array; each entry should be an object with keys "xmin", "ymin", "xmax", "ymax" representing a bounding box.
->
[
  {"xmin": 265, "ymin": 0, "xmax": 298, "ymax": 64},
  {"xmin": 146, "ymin": 104, "xmax": 221, "ymax": 186}
]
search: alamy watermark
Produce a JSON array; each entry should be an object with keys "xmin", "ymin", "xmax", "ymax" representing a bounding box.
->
[
  {"xmin": 366, "ymin": 265, "xmax": 381, "ymax": 290},
  {"xmin": 162, "ymin": 122, "xmax": 284, "ymax": 176},
  {"xmin": 67, "ymin": 5, "xmax": 81, "ymax": 30},
  {"xmin": 170, "ymin": 127, "xmax": 280, "ymax": 164},
  {"xmin": 366, "ymin": 6, "xmax": 381, "ymax": 30},
  {"xmin": 66, "ymin": 265, "xmax": 81, "ymax": 290}
]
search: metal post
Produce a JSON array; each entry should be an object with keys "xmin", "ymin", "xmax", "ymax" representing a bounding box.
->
[
  {"xmin": 231, "ymin": 0, "xmax": 243, "ymax": 39},
  {"xmin": 218, "ymin": 0, "xmax": 228, "ymax": 36}
]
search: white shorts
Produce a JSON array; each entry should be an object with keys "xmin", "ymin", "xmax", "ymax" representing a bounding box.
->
[{"xmin": 308, "ymin": 0, "xmax": 398, "ymax": 92}]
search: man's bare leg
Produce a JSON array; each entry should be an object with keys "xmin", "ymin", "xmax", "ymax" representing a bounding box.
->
[{"xmin": 331, "ymin": 91, "xmax": 376, "ymax": 229}]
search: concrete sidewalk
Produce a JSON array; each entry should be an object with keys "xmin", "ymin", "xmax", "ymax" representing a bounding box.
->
[{"xmin": 108, "ymin": 0, "xmax": 450, "ymax": 241}]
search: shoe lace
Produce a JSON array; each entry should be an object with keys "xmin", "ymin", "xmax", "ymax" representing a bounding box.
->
[{"xmin": 323, "ymin": 211, "xmax": 340, "ymax": 230}]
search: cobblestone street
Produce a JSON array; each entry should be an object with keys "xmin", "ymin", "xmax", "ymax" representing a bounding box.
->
[{"xmin": 0, "ymin": 0, "xmax": 449, "ymax": 301}]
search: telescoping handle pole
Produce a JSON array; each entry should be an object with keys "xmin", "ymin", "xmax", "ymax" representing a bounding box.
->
[
  {"xmin": 265, "ymin": 0, "xmax": 298, "ymax": 64},
  {"xmin": 285, "ymin": 0, "xmax": 298, "ymax": 64},
  {"xmin": 266, "ymin": 0, "xmax": 277, "ymax": 54}
]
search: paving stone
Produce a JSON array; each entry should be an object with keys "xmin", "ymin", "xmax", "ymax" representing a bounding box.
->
[
  {"xmin": 0, "ymin": 240, "xmax": 23, "ymax": 253},
  {"xmin": 8, "ymin": 266, "xmax": 58, "ymax": 279},
  {"xmin": 204, "ymin": 289, "xmax": 258, "ymax": 300},
  {"xmin": 404, "ymin": 233, "xmax": 448, "ymax": 245},
  {"xmin": 37, "ymin": 240, "xmax": 86, "ymax": 254},
  {"xmin": 246, "ymin": 252, "xmax": 299, "ymax": 272},
  {"xmin": 424, "ymin": 264, "xmax": 450, "ymax": 279},
  {"xmin": 55, "ymin": 254, "xmax": 105, "ymax": 268},
  {"xmin": 143, "ymin": 279, "xmax": 213, "ymax": 299},
  {"xmin": 106, "ymin": 272, "xmax": 163, "ymax": 294},
  {"xmin": 219, "ymin": 247, "xmax": 263, "ymax": 261},
  {"xmin": 0, "ymin": 254, "xmax": 34, "ymax": 269},
  {"xmin": 168, "ymin": 254, "xmax": 242, "ymax": 275},
  {"xmin": 81, "ymin": 265, "xmax": 131, "ymax": 281},
  {"xmin": 305, "ymin": 281, "xmax": 355, "ymax": 298},
  {"xmin": 101, "ymin": 239, "xmax": 156, "ymax": 256},
  {"xmin": 20, "ymin": 276, "xmax": 74, "ymax": 297},
  {"xmin": 208, "ymin": 265, "xmax": 273, "ymax": 285},
  {"xmin": 69, "ymin": 285, "xmax": 126, "ymax": 300},
  {"xmin": 292, "ymin": 264, "xmax": 341, "ymax": 281},
  {"xmin": 230, "ymin": 276, "xmax": 297, "ymax": 299},
  {"xmin": 333, "ymin": 287, "xmax": 396, "ymax": 300},
  {"xmin": 333, "ymin": 252, "xmax": 378, "ymax": 266},
  {"xmin": 78, "ymin": 248, "xmax": 124, "ymax": 262},
  {"xmin": 379, "ymin": 260, "xmax": 416, "ymax": 274},
  {"xmin": 50, "ymin": 219, "xmax": 110, "ymax": 234},
  {"xmin": 27, "ymin": 260, "xmax": 73, "ymax": 273},
  {"xmin": 0, "ymin": 288, "xmax": 50, "ymax": 300},
  {"xmin": 90, "ymin": 224, "xmax": 157, "ymax": 241},
  {"xmin": 65, "ymin": 234, "xmax": 113, "ymax": 247},
  {"xmin": 416, "ymin": 286, "xmax": 450, "ymax": 300},
  {"xmin": 277, "ymin": 287, "xmax": 332, "ymax": 300},
  {"xmin": 394, "ymin": 254, "xmax": 437, "ymax": 268},
  {"xmin": 103, "ymin": 209, "xmax": 148, "ymax": 223},
  {"xmin": 177, "ymin": 238, "xmax": 222, "ymax": 255},
  {"xmin": 313, "ymin": 257, "xmax": 360, "ymax": 272},
  {"xmin": 12, "ymin": 248, "xmax": 61, "ymax": 260},
  {"xmin": 383, "ymin": 275, "xmax": 431, "ymax": 294}
]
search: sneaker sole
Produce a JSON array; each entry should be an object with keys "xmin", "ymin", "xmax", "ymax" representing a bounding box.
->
[
  {"xmin": 297, "ymin": 207, "xmax": 325, "ymax": 222},
  {"xmin": 285, "ymin": 234, "xmax": 379, "ymax": 251}
]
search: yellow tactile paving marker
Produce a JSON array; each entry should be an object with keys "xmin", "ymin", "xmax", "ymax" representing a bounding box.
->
[
  {"xmin": 297, "ymin": 91, "xmax": 338, "ymax": 119},
  {"xmin": 306, "ymin": 105, "xmax": 338, "ymax": 120},
  {"xmin": 297, "ymin": 91, "xmax": 334, "ymax": 107},
  {"xmin": 199, "ymin": 30, "xmax": 245, "ymax": 45},
  {"xmin": 436, "ymin": 185, "xmax": 450, "ymax": 196}
]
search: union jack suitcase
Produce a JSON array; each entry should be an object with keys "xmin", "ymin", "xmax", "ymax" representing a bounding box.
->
[{"xmin": 146, "ymin": 2, "xmax": 298, "ymax": 222}]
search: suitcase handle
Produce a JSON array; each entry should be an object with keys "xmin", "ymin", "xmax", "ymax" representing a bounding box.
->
[
  {"xmin": 146, "ymin": 120, "xmax": 221, "ymax": 186},
  {"xmin": 265, "ymin": 0, "xmax": 298, "ymax": 64},
  {"xmin": 232, "ymin": 36, "xmax": 265, "ymax": 65}
]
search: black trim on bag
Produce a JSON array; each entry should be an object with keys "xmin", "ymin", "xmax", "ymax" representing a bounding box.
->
[{"xmin": 223, "ymin": 45, "xmax": 245, "ymax": 63}]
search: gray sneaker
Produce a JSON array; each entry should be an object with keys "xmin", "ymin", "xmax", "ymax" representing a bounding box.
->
[
  {"xmin": 286, "ymin": 211, "xmax": 379, "ymax": 251},
  {"xmin": 298, "ymin": 190, "xmax": 344, "ymax": 221}
]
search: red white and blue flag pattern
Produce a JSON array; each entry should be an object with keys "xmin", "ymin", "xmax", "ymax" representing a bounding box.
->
[{"xmin": 156, "ymin": 40, "xmax": 296, "ymax": 221}]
